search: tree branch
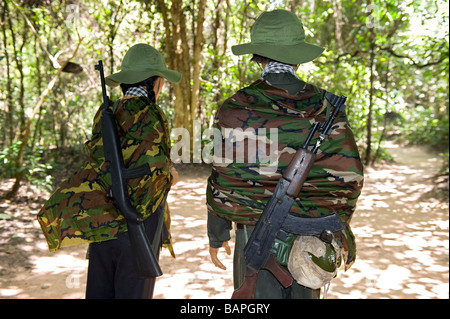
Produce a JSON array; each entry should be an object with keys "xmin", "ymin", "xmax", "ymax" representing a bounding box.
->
[
  {"xmin": 12, "ymin": 0, "xmax": 63, "ymax": 69},
  {"xmin": 5, "ymin": 32, "xmax": 84, "ymax": 199},
  {"xmin": 379, "ymin": 46, "xmax": 447, "ymax": 69},
  {"xmin": 0, "ymin": 0, "xmax": 24, "ymax": 28}
]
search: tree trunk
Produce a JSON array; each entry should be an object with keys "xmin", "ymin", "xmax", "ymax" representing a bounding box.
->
[
  {"xmin": 5, "ymin": 35, "xmax": 83, "ymax": 199},
  {"xmin": 372, "ymin": 57, "xmax": 390, "ymax": 166},
  {"xmin": 332, "ymin": 0, "xmax": 344, "ymax": 50},
  {"xmin": 157, "ymin": 0, "xmax": 207, "ymax": 159},
  {"xmin": 191, "ymin": 0, "xmax": 206, "ymax": 123},
  {"xmin": 158, "ymin": 0, "xmax": 189, "ymax": 130},
  {"xmin": 1, "ymin": 1, "xmax": 14, "ymax": 146},
  {"xmin": 365, "ymin": 30, "xmax": 375, "ymax": 166},
  {"xmin": 8, "ymin": 7, "xmax": 28, "ymax": 137}
]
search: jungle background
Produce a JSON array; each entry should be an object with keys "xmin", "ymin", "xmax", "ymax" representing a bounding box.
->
[{"xmin": 0, "ymin": 0, "xmax": 448, "ymax": 299}]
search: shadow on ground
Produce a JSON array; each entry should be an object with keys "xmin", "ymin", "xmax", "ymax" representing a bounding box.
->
[{"xmin": 1, "ymin": 146, "xmax": 448, "ymax": 299}]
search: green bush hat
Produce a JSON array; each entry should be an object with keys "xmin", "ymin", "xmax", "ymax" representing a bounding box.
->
[
  {"xmin": 106, "ymin": 43, "xmax": 181, "ymax": 87},
  {"xmin": 231, "ymin": 9, "xmax": 324, "ymax": 65}
]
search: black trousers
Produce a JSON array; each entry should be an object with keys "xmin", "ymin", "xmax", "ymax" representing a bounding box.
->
[{"xmin": 85, "ymin": 207, "xmax": 164, "ymax": 299}]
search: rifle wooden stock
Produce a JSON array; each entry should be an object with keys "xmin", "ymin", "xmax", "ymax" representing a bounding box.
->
[
  {"xmin": 284, "ymin": 149, "xmax": 315, "ymax": 197},
  {"xmin": 231, "ymin": 267, "xmax": 258, "ymax": 299}
]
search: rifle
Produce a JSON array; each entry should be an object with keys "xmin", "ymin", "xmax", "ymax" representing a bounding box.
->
[
  {"xmin": 95, "ymin": 60, "xmax": 162, "ymax": 278},
  {"xmin": 231, "ymin": 92, "xmax": 347, "ymax": 299}
]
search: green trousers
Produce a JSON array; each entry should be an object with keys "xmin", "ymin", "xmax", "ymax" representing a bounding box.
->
[{"xmin": 233, "ymin": 226, "xmax": 320, "ymax": 299}]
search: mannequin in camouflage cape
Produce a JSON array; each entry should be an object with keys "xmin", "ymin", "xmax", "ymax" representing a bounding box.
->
[
  {"xmin": 206, "ymin": 79, "xmax": 364, "ymax": 265},
  {"xmin": 207, "ymin": 79, "xmax": 364, "ymax": 298},
  {"xmin": 37, "ymin": 43, "xmax": 181, "ymax": 299},
  {"xmin": 206, "ymin": 10, "xmax": 364, "ymax": 299},
  {"xmin": 37, "ymin": 96, "xmax": 174, "ymax": 251}
]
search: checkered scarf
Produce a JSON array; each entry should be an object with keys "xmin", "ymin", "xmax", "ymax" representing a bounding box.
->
[
  {"xmin": 124, "ymin": 86, "xmax": 148, "ymax": 98},
  {"xmin": 261, "ymin": 61, "xmax": 299, "ymax": 79}
]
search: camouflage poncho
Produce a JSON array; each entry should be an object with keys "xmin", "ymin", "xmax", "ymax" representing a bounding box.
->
[
  {"xmin": 37, "ymin": 96, "xmax": 173, "ymax": 252},
  {"xmin": 206, "ymin": 80, "xmax": 364, "ymax": 268}
]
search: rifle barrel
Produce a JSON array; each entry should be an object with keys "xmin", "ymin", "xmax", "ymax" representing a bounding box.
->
[{"xmin": 95, "ymin": 61, "xmax": 110, "ymax": 109}]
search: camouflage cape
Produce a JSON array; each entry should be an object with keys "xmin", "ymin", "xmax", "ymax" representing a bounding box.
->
[
  {"xmin": 37, "ymin": 96, "xmax": 174, "ymax": 254},
  {"xmin": 206, "ymin": 79, "xmax": 364, "ymax": 268}
]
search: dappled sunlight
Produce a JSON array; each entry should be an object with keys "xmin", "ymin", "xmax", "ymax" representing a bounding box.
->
[
  {"xmin": 328, "ymin": 144, "xmax": 449, "ymax": 299},
  {"xmin": 0, "ymin": 245, "xmax": 88, "ymax": 299},
  {"xmin": 0, "ymin": 188, "xmax": 89, "ymax": 299},
  {"xmin": 155, "ymin": 174, "xmax": 235, "ymax": 299},
  {"xmin": 1, "ymin": 147, "xmax": 447, "ymax": 299},
  {"xmin": 29, "ymin": 251, "xmax": 88, "ymax": 276}
]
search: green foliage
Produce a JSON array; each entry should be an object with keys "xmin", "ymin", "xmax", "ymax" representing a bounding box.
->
[
  {"xmin": 24, "ymin": 144, "xmax": 54, "ymax": 193},
  {"xmin": 0, "ymin": 0, "xmax": 448, "ymax": 194},
  {"xmin": 0, "ymin": 141, "xmax": 24, "ymax": 178},
  {"xmin": 0, "ymin": 141, "xmax": 53, "ymax": 193},
  {"xmin": 400, "ymin": 106, "xmax": 450, "ymax": 148}
]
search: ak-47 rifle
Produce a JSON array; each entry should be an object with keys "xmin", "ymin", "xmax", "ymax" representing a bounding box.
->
[
  {"xmin": 95, "ymin": 60, "xmax": 162, "ymax": 278},
  {"xmin": 231, "ymin": 92, "xmax": 347, "ymax": 299}
]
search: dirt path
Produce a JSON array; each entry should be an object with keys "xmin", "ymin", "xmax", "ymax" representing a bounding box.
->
[
  {"xmin": 0, "ymin": 143, "xmax": 448, "ymax": 299},
  {"xmin": 327, "ymin": 142, "xmax": 448, "ymax": 299}
]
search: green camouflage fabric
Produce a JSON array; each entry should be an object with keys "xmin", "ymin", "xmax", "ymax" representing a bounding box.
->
[
  {"xmin": 206, "ymin": 79, "xmax": 364, "ymax": 268},
  {"xmin": 37, "ymin": 96, "xmax": 173, "ymax": 252}
]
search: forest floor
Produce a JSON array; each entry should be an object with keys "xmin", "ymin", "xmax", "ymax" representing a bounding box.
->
[{"xmin": 0, "ymin": 142, "xmax": 448, "ymax": 299}]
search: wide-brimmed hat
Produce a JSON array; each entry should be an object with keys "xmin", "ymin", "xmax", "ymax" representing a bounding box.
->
[
  {"xmin": 231, "ymin": 10, "xmax": 324, "ymax": 65},
  {"xmin": 106, "ymin": 43, "xmax": 181, "ymax": 87}
]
